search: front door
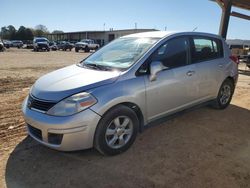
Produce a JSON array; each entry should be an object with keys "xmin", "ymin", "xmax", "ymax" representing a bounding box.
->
[{"xmin": 144, "ymin": 36, "xmax": 200, "ymax": 121}]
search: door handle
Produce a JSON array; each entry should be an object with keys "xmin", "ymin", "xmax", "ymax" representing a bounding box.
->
[
  {"xmin": 218, "ymin": 64, "xmax": 223, "ymax": 68},
  {"xmin": 186, "ymin": 71, "xmax": 195, "ymax": 76}
]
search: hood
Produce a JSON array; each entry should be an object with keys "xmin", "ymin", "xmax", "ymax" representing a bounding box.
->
[{"xmin": 31, "ymin": 64, "xmax": 120, "ymax": 101}]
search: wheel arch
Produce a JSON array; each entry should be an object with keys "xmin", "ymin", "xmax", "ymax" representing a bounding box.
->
[
  {"xmin": 98, "ymin": 102, "xmax": 145, "ymax": 133},
  {"xmin": 226, "ymin": 76, "xmax": 235, "ymax": 86}
]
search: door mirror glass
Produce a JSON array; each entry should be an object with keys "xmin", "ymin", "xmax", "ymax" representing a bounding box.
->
[{"xmin": 149, "ymin": 61, "xmax": 166, "ymax": 81}]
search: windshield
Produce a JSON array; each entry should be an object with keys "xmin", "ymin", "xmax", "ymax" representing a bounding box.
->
[
  {"xmin": 80, "ymin": 40, "xmax": 90, "ymax": 43},
  {"xmin": 82, "ymin": 37, "xmax": 159, "ymax": 70},
  {"xmin": 36, "ymin": 39, "xmax": 48, "ymax": 43}
]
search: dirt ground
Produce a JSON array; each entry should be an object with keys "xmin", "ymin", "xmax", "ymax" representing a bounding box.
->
[{"xmin": 0, "ymin": 49, "xmax": 250, "ymax": 188}]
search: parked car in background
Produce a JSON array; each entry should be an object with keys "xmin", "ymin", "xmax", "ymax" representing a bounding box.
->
[
  {"xmin": 49, "ymin": 41, "xmax": 58, "ymax": 51},
  {"xmin": 3, "ymin": 40, "xmax": 12, "ymax": 48},
  {"xmin": 75, "ymin": 39, "xmax": 99, "ymax": 52},
  {"xmin": 57, "ymin": 41, "xmax": 74, "ymax": 51},
  {"xmin": 24, "ymin": 41, "xmax": 34, "ymax": 49},
  {"xmin": 245, "ymin": 54, "xmax": 250, "ymax": 68},
  {"xmin": 12, "ymin": 40, "xmax": 23, "ymax": 48},
  {"xmin": 33, "ymin": 37, "xmax": 50, "ymax": 51},
  {"xmin": 0, "ymin": 40, "xmax": 4, "ymax": 51},
  {"xmin": 22, "ymin": 31, "xmax": 238, "ymax": 155}
]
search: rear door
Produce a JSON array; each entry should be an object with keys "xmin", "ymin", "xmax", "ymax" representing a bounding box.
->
[
  {"xmin": 143, "ymin": 36, "xmax": 200, "ymax": 121},
  {"xmin": 190, "ymin": 36, "xmax": 225, "ymax": 99}
]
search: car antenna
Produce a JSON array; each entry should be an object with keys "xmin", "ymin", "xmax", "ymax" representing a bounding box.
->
[{"xmin": 192, "ymin": 27, "xmax": 198, "ymax": 32}]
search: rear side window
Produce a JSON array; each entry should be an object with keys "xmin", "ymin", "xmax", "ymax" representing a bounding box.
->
[
  {"xmin": 151, "ymin": 37, "xmax": 189, "ymax": 68},
  {"xmin": 191, "ymin": 37, "xmax": 223, "ymax": 63}
]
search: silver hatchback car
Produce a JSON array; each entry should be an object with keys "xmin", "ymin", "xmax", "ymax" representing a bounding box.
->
[{"xmin": 22, "ymin": 31, "xmax": 238, "ymax": 155}]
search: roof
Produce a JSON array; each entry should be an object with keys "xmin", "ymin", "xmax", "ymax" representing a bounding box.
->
[
  {"xmin": 122, "ymin": 31, "xmax": 176, "ymax": 38},
  {"xmin": 214, "ymin": 0, "xmax": 250, "ymax": 10},
  {"xmin": 213, "ymin": 0, "xmax": 250, "ymax": 10},
  {"xmin": 231, "ymin": 0, "xmax": 250, "ymax": 10},
  {"xmin": 226, "ymin": 39, "xmax": 250, "ymax": 45},
  {"xmin": 122, "ymin": 31, "xmax": 223, "ymax": 39}
]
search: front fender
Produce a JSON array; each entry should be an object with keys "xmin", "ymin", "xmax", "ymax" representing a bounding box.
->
[{"xmin": 89, "ymin": 76, "xmax": 147, "ymax": 123}]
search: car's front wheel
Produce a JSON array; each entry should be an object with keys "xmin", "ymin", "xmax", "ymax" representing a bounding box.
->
[
  {"xmin": 94, "ymin": 105, "xmax": 139, "ymax": 155},
  {"xmin": 212, "ymin": 79, "xmax": 234, "ymax": 109}
]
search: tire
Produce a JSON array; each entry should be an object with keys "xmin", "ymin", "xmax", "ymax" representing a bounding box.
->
[
  {"xmin": 95, "ymin": 46, "xmax": 99, "ymax": 51},
  {"xmin": 94, "ymin": 105, "xmax": 139, "ymax": 155},
  {"xmin": 84, "ymin": 46, "xmax": 90, "ymax": 52},
  {"xmin": 75, "ymin": 48, "xmax": 79, "ymax": 52},
  {"xmin": 211, "ymin": 79, "xmax": 234, "ymax": 109}
]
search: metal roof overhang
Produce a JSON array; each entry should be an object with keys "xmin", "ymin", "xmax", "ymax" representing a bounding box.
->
[
  {"xmin": 215, "ymin": 0, "xmax": 250, "ymax": 10},
  {"xmin": 211, "ymin": 0, "xmax": 250, "ymax": 38}
]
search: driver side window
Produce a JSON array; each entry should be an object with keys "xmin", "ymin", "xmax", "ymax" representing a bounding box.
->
[{"xmin": 151, "ymin": 37, "xmax": 189, "ymax": 68}]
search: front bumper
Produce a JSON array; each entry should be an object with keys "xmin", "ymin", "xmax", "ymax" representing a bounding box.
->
[{"xmin": 22, "ymin": 97, "xmax": 101, "ymax": 151}]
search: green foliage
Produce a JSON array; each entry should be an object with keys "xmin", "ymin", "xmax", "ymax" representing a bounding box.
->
[
  {"xmin": 0, "ymin": 25, "xmax": 16, "ymax": 40},
  {"xmin": 0, "ymin": 25, "xmax": 54, "ymax": 41},
  {"xmin": 52, "ymin": 30, "xmax": 64, "ymax": 34}
]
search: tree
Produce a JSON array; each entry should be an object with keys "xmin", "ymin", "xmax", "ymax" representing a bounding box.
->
[
  {"xmin": 35, "ymin": 24, "xmax": 49, "ymax": 33},
  {"xmin": 7, "ymin": 25, "xmax": 16, "ymax": 39},
  {"xmin": 0, "ymin": 26, "xmax": 9, "ymax": 39},
  {"xmin": 0, "ymin": 25, "xmax": 16, "ymax": 40},
  {"xmin": 14, "ymin": 26, "xmax": 34, "ymax": 41},
  {"xmin": 52, "ymin": 30, "xmax": 64, "ymax": 34},
  {"xmin": 33, "ymin": 24, "xmax": 49, "ymax": 37},
  {"xmin": 25, "ymin": 28, "xmax": 34, "ymax": 40},
  {"xmin": 15, "ymin": 26, "xmax": 26, "ymax": 40}
]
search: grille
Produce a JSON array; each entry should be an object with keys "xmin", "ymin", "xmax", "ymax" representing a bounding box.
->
[
  {"xmin": 28, "ymin": 95, "xmax": 56, "ymax": 112},
  {"xmin": 28, "ymin": 125, "xmax": 42, "ymax": 140}
]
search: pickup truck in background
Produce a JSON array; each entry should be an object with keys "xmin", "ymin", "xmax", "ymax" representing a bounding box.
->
[{"xmin": 75, "ymin": 39, "xmax": 99, "ymax": 52}]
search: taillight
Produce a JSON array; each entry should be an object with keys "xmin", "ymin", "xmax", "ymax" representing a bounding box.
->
[{"xmin": 230, "ymin": 55, "xmax": 239, "ymax": 64}]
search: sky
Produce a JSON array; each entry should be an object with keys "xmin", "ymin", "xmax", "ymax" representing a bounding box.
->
[{"xmin": 0, "ymin": 0, "xmax": 249, "ymax": 39}]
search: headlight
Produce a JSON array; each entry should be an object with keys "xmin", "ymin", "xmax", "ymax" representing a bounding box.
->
[{"xmin": 47, "ymin": 92, "xmax": 97, "ymax": 116}]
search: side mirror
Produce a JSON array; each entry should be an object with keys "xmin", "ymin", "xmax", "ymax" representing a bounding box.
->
[{"xmin": 149, "ymin": 61, "xmax": 166, "ymax": 81}]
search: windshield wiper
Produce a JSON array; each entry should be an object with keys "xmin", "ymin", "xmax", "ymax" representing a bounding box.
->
[
  {"xmin": 83, "ymin": 63, "xmax": 113, "ymax": 71},
  {"xmin": 83, "ymin": 63, "xmax": 102, "ymax": 70}
]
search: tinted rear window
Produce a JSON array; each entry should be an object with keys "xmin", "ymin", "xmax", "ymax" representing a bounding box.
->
[{"xmin": 191, "ymin": 37, "xmax": 223, "ymax": 63}]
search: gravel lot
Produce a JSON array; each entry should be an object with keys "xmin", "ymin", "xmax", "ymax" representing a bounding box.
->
[{"xmin": 0, "ymin": 49, "xmax": 250, "ymax": 188}]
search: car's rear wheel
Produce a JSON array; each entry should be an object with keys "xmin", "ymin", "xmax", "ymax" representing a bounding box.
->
[
  {"xmin": 75, "ymin": 48, "xmax": 79, "ymax": 52},
  {"xmin": 212, "ymin": 79, "xmax": 234, "ymax": 109},
  {"xmin": 94, "ymin": 105, "xmax": 139, "ymax": 155}
]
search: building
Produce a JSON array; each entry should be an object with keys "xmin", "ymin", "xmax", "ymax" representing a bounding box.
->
[
  {"xmin": 46, "ymin": 29, "xmax": 156, "ymax": 46},
  {"xmin": 226, "ymin": 39, "xmax": 250, "ymax": 57}
]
